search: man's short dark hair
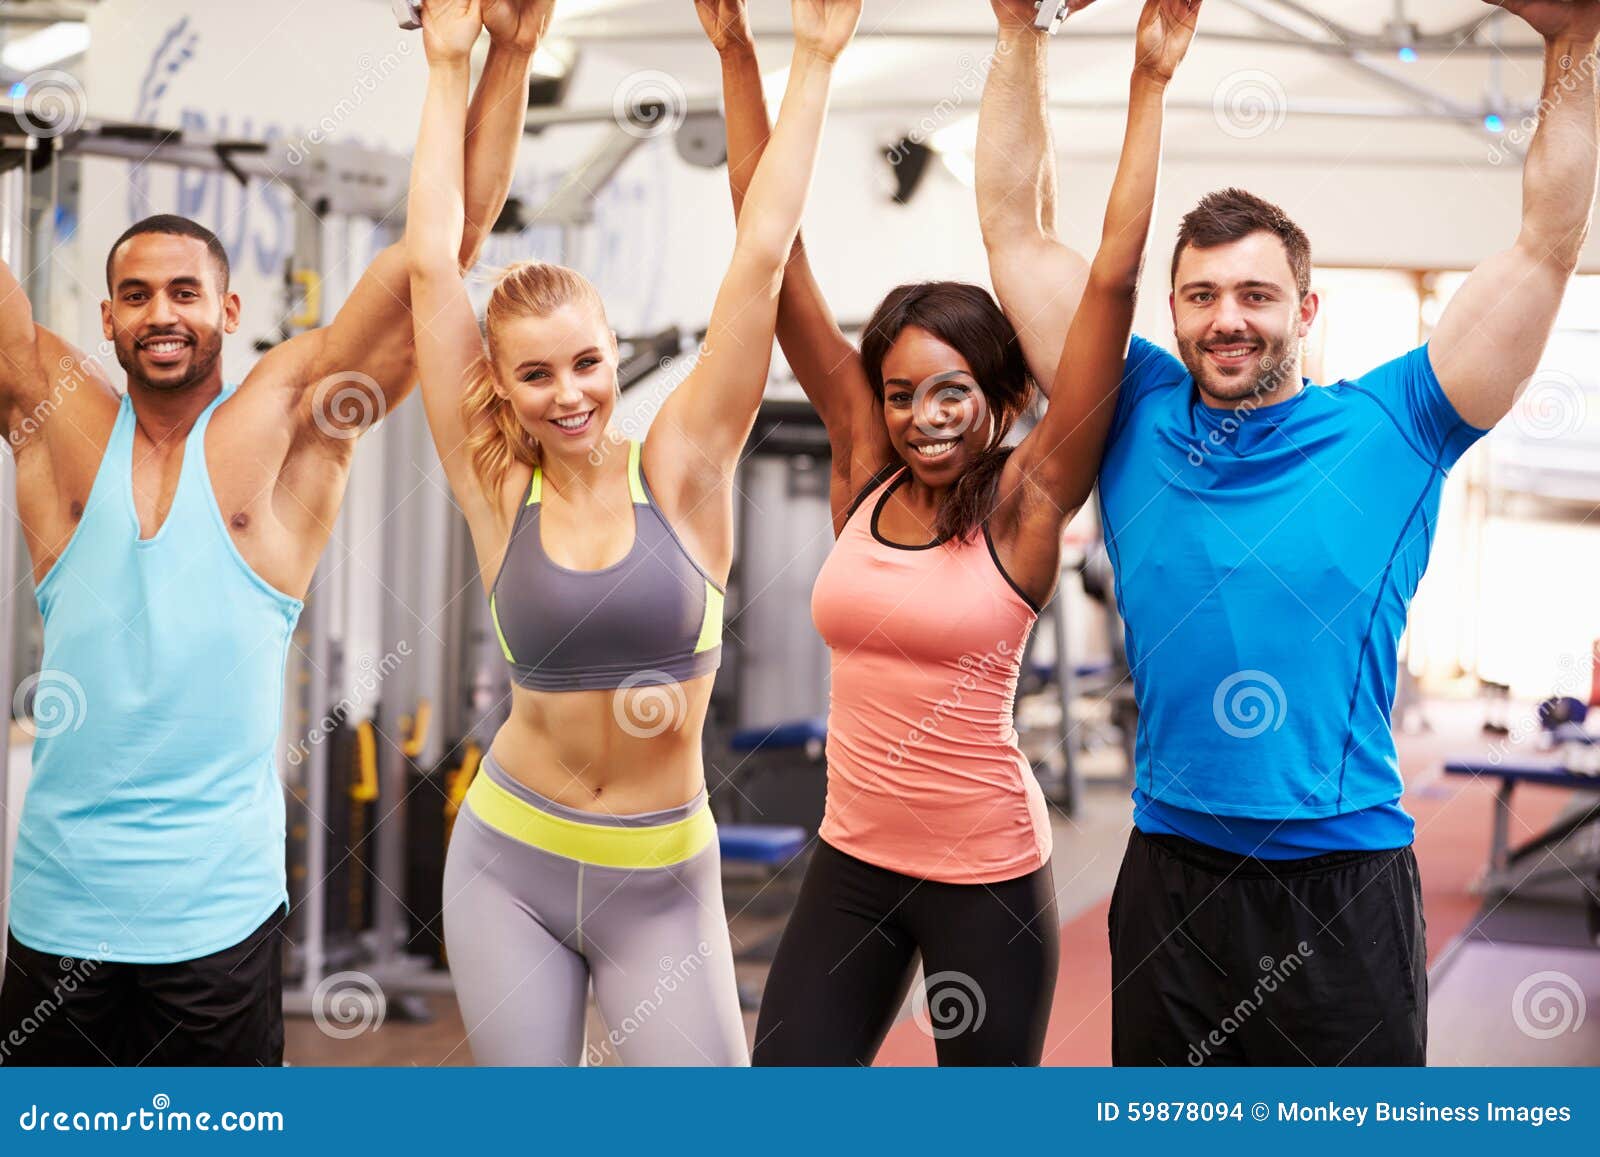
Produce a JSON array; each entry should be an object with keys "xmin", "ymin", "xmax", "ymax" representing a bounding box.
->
[
  {"xmin": 106, "ymin": 215, "xmax": 231, "ymax": 294},
  {"xmin": 1171, "ymin": 188, "xmax": 1312, "ymax": 299}
]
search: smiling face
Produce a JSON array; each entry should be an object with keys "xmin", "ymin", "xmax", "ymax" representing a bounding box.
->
[
  {"xmin": 1170, "ymin": 230, "xmax": 1319, "ymax": 407},
  {"xmin": 102, "ymin": 233, "xmax": 239, "ymax": 393},
  {"xmin": 489, "ymin": 300, "xmax": 620, "ymax": 460},
  {"xmin": 879, "ymin": 326, "xmax": 994, "ymax": 488}
]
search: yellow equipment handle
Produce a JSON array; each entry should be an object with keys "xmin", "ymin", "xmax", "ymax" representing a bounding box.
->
[
  {"xmin": 351, "ymin": 720, "xmax": 379, "ymax": 803},
  {"xmin": 290, "ymin": 270, "xmax": 322, "ymax": 328},
  {"xmin": 401, "ymin": 699, "xmax": 432, "ymax": 760},
  {"xmin": 445, "ymin": 742, "xmax": 483, "ymax": 822}
]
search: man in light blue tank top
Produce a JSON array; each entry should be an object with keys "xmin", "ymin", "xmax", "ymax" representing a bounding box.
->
[
  {"xmin": 977, "ymin": 0, "xmax": 1600, "ymax": 1063},
  {"xmin": 0, "ymin": 4, "xmax": 545, "ymax": 1066}
]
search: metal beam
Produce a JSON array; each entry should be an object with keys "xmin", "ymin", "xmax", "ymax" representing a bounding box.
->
[
  {"xmin": 0, "ymin": 5, "xmax": 95, "ymax": 29},
  {"xmin": 1222, "ymin": 0, "xmax": 1512, "ymax": 153},
  {"xmin": 0, "ymin": 106, "xmax": 411, "ymax": 219}
]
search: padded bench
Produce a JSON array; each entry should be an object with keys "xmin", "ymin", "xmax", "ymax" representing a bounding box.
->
[{"xmin": 1444, "ymin": 756, "xmax": 1600, "ymax": 897}]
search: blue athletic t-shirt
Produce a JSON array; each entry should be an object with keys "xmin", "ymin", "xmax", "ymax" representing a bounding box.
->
[{"xmin": 1100, "ymin": 336, "xmax": 1487, "ymax": 848}]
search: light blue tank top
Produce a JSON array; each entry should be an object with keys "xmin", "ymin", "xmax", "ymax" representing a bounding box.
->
[{"xmin": 10, "ymin": 387, "xmax": 303, "ymax": 963}]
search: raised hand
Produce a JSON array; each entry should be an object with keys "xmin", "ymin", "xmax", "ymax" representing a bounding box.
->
[
  {"xmin": 422, "ymin": 0, "xmax": 484, "ymax": 63},
  {"xmin": 1483, "ymin": 0, "xmax": 1600, "ymax": 44},
  {"xmin": 791, "ymin": 0, "xmax": 862, "ymax": 64},
  {"xmin": 1134, "ymin": 0, "xmax": 1202, "ymax": 83},
  {"xmin": 989, "ymin": 0, "xmax": 1100, "ymax": 32},
  {"xmin": 482, "ymin": 0, "xmax": 554, "ymax": 51},
  {"xmin": 694, "ymin": 0, "xmax": 754, "ymax": 56}
]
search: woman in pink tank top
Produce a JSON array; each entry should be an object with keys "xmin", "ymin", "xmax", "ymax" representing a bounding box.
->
[{"xmin": 701, "ymin": 0, "xmax": 1203, "ymax": 1065}]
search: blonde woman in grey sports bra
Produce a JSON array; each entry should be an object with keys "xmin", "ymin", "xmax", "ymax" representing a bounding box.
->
[{"xmin": 404, "ymin": 0, "xmax": 858, "ymax": 1066}]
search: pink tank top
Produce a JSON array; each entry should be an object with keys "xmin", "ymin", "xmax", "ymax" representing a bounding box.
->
[{"xmin": 811, "ymin": 467, "xmax": 1052, "ymax": 884}]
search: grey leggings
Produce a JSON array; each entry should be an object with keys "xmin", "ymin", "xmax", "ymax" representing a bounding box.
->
[{"xmin": 441, "ymin": 755, "xmax": 747, "ymax": 1066}]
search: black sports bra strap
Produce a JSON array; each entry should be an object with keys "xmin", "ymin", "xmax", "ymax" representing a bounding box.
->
[{"xmin": 842, "ymin": 460, "xmax": 906, "ymax": 525}]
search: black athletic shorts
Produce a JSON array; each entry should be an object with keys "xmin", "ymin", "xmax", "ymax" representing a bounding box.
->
[
  {"xmin": 0, "ymin": 906, "xmax": 287, "ymax": 1067},
  {"xmin": 1109, "ymin": 830, "xmax": 1427, "ymax": 1066}
]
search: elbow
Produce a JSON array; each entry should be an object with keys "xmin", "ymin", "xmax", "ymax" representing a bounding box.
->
[
  {"xmin": 1519, "ymin": 217, "xmax": 1590, "ymax": 278},
  {"xmin": 732, "ymin": 222, "xmax": 795, "ymax": 282},
  {"xmin": 405, "ymin": 237, "xmax": 459, "ymax": 286},
  {"xmin": 456, "ymin": 226, "xmax": 486, "ymax": 277},
  {"xmin": 1085, "ymin": 265, "xmax": 1141, "ymax": 304},
  {"xmin": 979, "ymin": 209, "xmax": 1051, "ymax": 255}
]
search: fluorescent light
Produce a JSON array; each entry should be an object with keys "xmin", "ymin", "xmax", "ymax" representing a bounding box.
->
[
  {"xmin": 2, "ymin": 22, "xmax": 90, "ymax": 73},
  {"xmin": 928, "ymin": 113, "xmax": 979, "ymax": 155},
  {"xmin": 940, "ymin": 150, "xmax": 975, "ymax": 188}
]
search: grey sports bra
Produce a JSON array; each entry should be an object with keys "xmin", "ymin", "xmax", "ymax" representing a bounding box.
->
[{"xmin": 489, "ymin": 440, "xmax": 725, "ymax": 692}]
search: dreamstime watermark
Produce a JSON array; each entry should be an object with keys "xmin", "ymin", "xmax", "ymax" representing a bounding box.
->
[
  {"xmin": 1212, "ymin": 669, "xmax": 1287, "ymax": 740},
  {"xmin": 11, "ymin": 70, "xmax": 87, "ymax": 139},
  {"xmin": 1187, "ymin": 942, "xmax": 1315, "ymax": 1065},
  {"xmin": 913, "ymin": 971, "xmax": 987, "ymax": 1040},
  {"xmin": 911, "ymin": 371, "xmax": 989, "ymax": 441},
  {"xmin": 1512, "ymin": 970, "xmax": 1586, "ymax": 1040},
  {"xmin": 6, "ymin": 341, "xmax": 115, "ymax": 453},
  {"xmin": 310, "ymin": 371, "xmax": 386, "ymax": 439},
  {"xmin": 885, "ymin": 43, "xmax": 1011, "ymax": 169},
  {"xmin": 1489, "ymin": 47, "xmax": 1600, "ymax": 165},
  {"xmin": 612, "ymin": 670, "xmax": 689, "ymax": 739},
  {"xmin": 1510, "ymin": 369, "xmax": 1587, "ymax": 442},
  {"xmin": 886, "ymin": 640, "xmax": 1015, "ymax": 767},
  {"xmin": 613, "ymin": 70, "xmax": 688, "ymax": 140},
  {"xmin": 1212, "ymin": 69, "xmax": 1288, "ymax": 141},
  {"xmin": 587, "ymin": 344, "xmax": 706, "ymax": 467},
  {"xmin": 16, "ymin": 1095, "xmax": 283, "ymax": 1133},
  {"xmin": 285, "ymin": 643, "xmax": 411, "ymax": 767},
  {"xmin": 585, "ymin": 941, "xmax": 711, "ymax": 1065},
  {"xmin": 312, "ymin": 971, "xmax": 386, "ymax": 1040},
  {"xmin": 12, "ymin": 670, "xmax": 89, "ymax": 740},
  {"xmin": 284, "ymin": 40, "xmax": 414, "ymax": 166},
  {"xmin": 0, "ymin": 948, "xmax": 107, "ymax": 1066},
  {"xmin": 1183, "ymin": 353, "xmax": 1288, "ymax": 466}
]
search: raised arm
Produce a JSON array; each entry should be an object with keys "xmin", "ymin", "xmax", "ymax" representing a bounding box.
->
[
  {"xmin": 404, "ymin": 0, "xmax": 502, "ymax": 526},
  {"xmin": 651, "ymin": 0, "xmax": 857, "ymax": 478},
  {"xmin": 295, "ymin": 0, "xmax": 541, "ymax": 438},
  {"xmin": 693, "ymin": 0, "xmax": 887, "ymax": 497},
  {"xmin": 977, "ymin": 0, "xmax": 1094, "ymax": 396},
  {"xmin": 462, "ymin": 0, "xmax": 550, "ymax": 264},
  {"xmin": 1000, "ymin": 0, "xmax": 1198, "ymax": 576},
  {"xmin": 0, "ymin": 253, "xmax": 46, "ymax": 447},
  {"xmin": 1429, "ymin": 0, "xmax": 1600, "ymax": 429}
]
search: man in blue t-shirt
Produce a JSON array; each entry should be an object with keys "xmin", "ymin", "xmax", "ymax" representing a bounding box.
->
[{"xmin": 977, "ymin": 0, "xmax": 1600, "ymax": 1064}]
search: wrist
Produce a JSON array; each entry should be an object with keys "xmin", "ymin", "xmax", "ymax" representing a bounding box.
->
[
  {"xmin": 996, "ymin": 20, "xmax": 1049, "ymax": 46},
  {"xmin": 718, "ymin": 39, "xmax": 759, "ymax": 67},
  {"xmin": 485, "ymin": 37, "xmax": 536, "ymax": 62},
  {"xmin": 426, "ymin": 51, "xmax": 475, "ymax": 72},
  {"xmin": 1131, "ymin": 66, "xmax": 1172, "ymax": 92},
  {"xmin": 1551, "ymin": 33, "xmax": 1600, "ymax": 59},
  {"xmin": 792, "ymin": 44, "xmax": 842, "ymax": 70}
]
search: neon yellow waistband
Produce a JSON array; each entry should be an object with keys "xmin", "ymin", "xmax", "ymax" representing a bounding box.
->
[{"xmin": 464, "ymin": 772, "xmax": 715, "ymax": 869}]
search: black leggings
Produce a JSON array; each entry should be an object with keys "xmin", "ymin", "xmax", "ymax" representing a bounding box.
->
[{"xmin": 753, "ymin": 840, "xmax": 1059, "ymax": 1066}]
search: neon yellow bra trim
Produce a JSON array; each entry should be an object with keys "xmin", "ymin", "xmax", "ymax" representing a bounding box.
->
[
  {"xmin": 695, "ymin": 583, "xmax": 724, "ymax": 655},
  {"xmin": 526, "ymin": 442, "xmax": 644, "ymax": 506}
]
